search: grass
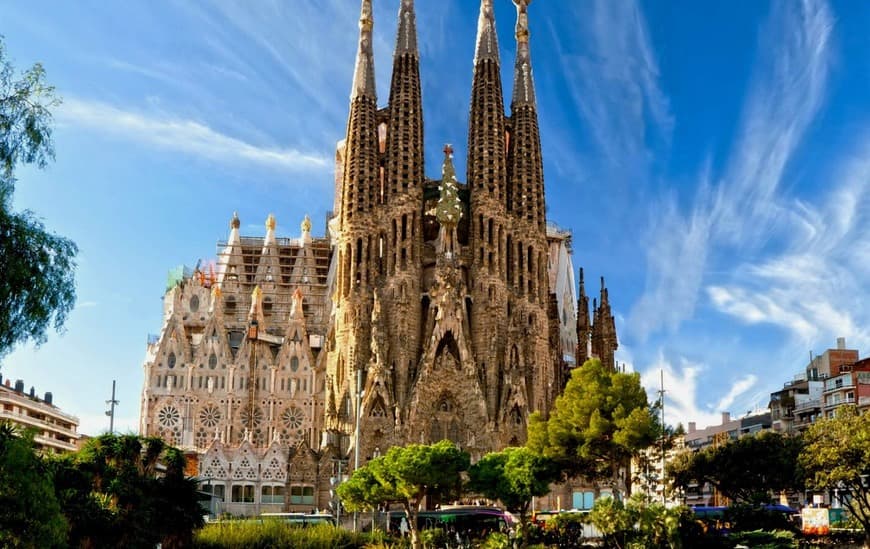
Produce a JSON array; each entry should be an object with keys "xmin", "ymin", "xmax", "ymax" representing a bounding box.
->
[{"xmin": 193, "ymin": 520, "xmax": 384, "ymax": 549}]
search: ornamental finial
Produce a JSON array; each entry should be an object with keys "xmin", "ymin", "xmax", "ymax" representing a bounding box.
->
[
  {"xmin": 265, "ymin": 213, "xmax": 276, "ymax": 231},
  {"xmin": 230, "ymin": 211, "xmax": 241, "ymax": 229},
  {"xmin": 301, "ymin": 214, "xmax": 312, "ymax": 234}
]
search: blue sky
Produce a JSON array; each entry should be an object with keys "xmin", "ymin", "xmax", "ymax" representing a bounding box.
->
[{"xmin": 2, "ymin": 0, "xmax": 869, "ymax": 436}]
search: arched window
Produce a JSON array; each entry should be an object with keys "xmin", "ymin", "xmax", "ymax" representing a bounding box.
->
[
  {"xmin": 290, "ymin": 356, "xmax": 299, "ymax": 372},
  {"xmin": 168, "ymin": 352, "xmax": 176, "ymax": 369}
]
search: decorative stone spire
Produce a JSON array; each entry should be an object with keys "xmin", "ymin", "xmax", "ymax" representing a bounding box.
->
[
  {"xmin": 264, "ymin": 214, "xmax": 276, "ymax": 245},
  {"xmin": 591, "ymin": 276, "xmax": 618, "ymax": 371},
  {"xmin": 350, "ymin": 0, "xmax": 377, "ymax": 101},
  {"xmin": 511, "ymin": 0, "xmax": 537, "ymax": 107},
  {"xmin": 300, "ymin": 214, "xmax": 312, "ymax": 246},
  {"xmin": 216, "ymin": 211, "xmax": 243, "ymax": 285},
  {"xmin": 290, "ymin": 288, "xmax": 305, "ymax": 320},
  {"xmin": 395, "ymin": 0, "xmax": 418, "ymax": 56},
  {"xmin": 474, "ymin": 0, "xmax": 500, "ymax": 66},
  {"xmin": 576, "ymin": 267, "xmax": 591, "ymax": 365}
]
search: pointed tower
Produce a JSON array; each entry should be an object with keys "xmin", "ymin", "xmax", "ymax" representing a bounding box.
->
[
  {"xmin": 382, "ymin": 0, "xmax": 425, "ymax": 413},
  {"xmin": 576, "ymin": 268, "xmax": 591, "ymax": 367},
  {"xmin": 507, "ymin": 0, "xmax": 545, "ymax": 232},
  {"xmin": 467, "ymin": 0, "xmax": 511, "ymax": 424},
  {"xmin": 591, "ymin": 277, "xmax": 618, "ymax": 371},
  {"xmin": 216, "ymin": 212, "xmax": 243, "ymax": 286},
  {"xmin": 329, "ymin": 0, "xmax": 381, "ymax": 446}
]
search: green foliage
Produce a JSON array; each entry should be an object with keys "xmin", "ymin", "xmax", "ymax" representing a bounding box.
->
[
  {"xmin": 727, "ymin": 529, "xmax": 796, "ymax": 549},
  {"xmin": 527, "ymin": 359, "xmax": 656, "ymax": 493},
  {"xmin": 0, "ymin": 421, "xmax": 67, "ymax": 548},
  {"xmin": 419, "ymin": 527, "xmax": 448, "ymax": 549},
  {"xmin": 50, "ymin": 433, "xmax": 205, "ymax": 548},
  {"xmin": 468, "ymin": 447, "xmax": 559, "ymax": 548},
  {"xmin": 193, "ymin": 521, "xmax": 376, "ymax": 549},
  {"xmin": 338, "ymin": 440, "xmax": 469, "ymax": 549},
  {"xmin": 799, "ymin": 406, "xmax": 870, "ymax": 540},
  {"xmin": 667, "ymin": 431, "xmax": 803, "ymax": 504},
  {"xmin": 0, "ymin": 36, "xmax": 76, "ymax": 358},
  {"xmin": 587, "ymin": 494, "xmax": 693, "ymax": 549},
  {"xmin": 468, "ymin": 447, "xmax": 558, "ymax": 514},
  {"xmin": 480, "ymin": 531, "xmax": 511, "ymax": 549}
]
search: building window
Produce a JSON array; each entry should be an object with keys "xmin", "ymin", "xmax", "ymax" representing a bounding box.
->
[
  {"xmin": 290, "ymin": 357, "xmax": 299, "ymax": 372},
  {"xmin": 231, "ymin": 484, "xmax": 255, "ymax": 503},
  {"xmin": 290, "ymin": 485, "xmax": 315, "ymax": 505},
  {"xmin": 168, "ymin": 352, "xmax": 176, "ymax": 369},
  {"xmin": 261, "ymin": 485, "xmax": 286, "ymax": 504},
  {"xmin": 202, "ymin": 483, "xmax": 225, "ymax": 501}
]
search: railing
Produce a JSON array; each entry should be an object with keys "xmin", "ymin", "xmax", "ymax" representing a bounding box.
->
[{"xmin": 794, "ymin": 398, "xmax": 821, "ymax": 412}]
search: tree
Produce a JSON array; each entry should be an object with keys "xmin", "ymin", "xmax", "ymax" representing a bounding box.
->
[
  {"xmin": 50, "ymin": 434, "xmax": 204, "ymax": 548},
  {"xmin": 0, "ymin": 421, "xmax": 67, "ymax": 548},
  {"xmin": 527, "ymin": 358, "xmax": 657, "ymax": 496},
  {"xmin": 467, "ymin": 447, "xmax": 559, "ymax": 548},
  {"xmin": 0, "ymin": 37, "xmax": 77, "ymax": 358},
  {"xmin": 800, "ymin": 406, "xmax": 870, "ymax": 548},
  {"xmin": 587, "ymin": 493, "xmax": 696, "ymax": 549},
  {"xmin": 667, "ymin": 430, "xmax": 803, "ymax": 504},
  {"xmin": 338, "ymin": 440, "xmax": 470, "ymax": 549}
]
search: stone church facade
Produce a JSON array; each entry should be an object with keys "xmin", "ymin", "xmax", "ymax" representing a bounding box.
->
[{"xmin": 140, "ymin": 0, "xmax": 618, "ymax": 516}]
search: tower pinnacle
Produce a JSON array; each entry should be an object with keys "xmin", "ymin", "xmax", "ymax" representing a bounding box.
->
[
  {"xmin": 474, "ymin": 0, "xmax": 500, "ymax": 66},
  {"xmin": 395, "ymin": 0, "xmax": 418, "ymax": 56},
  {"xmin": 512, "ymin": 0, "xmax": 537, "ymax": 107},
  {"xmin": 350, "ymin": 0, "xmax": 376, "ymax": 100}
]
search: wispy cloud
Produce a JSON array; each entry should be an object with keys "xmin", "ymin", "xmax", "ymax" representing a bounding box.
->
[
  {"xmin": 629, "ymin": 0, "xmax": 834, "ymax": 340},
  {"xmin": 76, "ymin": 300, "xmax": 99, "ymax": 309},
  {"xmin": 551, "ymin": 0, "xmax": 672, "ymax": 168},
  {"xmin": 708, "ymin": 136, "xmax": 870, "ymax": 349},
  {"xmin": 58, "ymin": 98, "xmax": 329, "ymax": 172}
]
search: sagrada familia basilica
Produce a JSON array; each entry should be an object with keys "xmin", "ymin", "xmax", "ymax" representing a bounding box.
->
[{"xmin": 140, "ymin": 0, "xmax": 618, "ymax": 515}]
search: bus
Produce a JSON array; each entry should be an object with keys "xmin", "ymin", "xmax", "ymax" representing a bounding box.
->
[{"xmin": 388, "ymin": 506, "xmax": 512, "ymax": 538}]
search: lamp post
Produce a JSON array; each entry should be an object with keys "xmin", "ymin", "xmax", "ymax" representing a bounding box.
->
[{"xmin": 353, "ymin": 367, "xmax": 364, "ymax": 532}]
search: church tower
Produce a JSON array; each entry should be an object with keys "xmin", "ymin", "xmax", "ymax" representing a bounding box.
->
[{"xmin": 142, "ymin": 2, "xmax": 622, "ymax": 513}]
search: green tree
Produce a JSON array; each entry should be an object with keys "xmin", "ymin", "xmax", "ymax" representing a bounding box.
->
[
  {"xmin": 800, "ymin": 406, "xmax": 870, "ymax": 548},
  {"xmin": 467, "ymin": 447, "xmax": 559, "ymax": 548},
  {"xmin": 668, "ymin": 430, "xmax": 803, "ymax": 504},
  {"xmin": 528, "ymin": 358, "xmax": 657, "ymax": 496},
  {"xmin": 0, "ymin": 37, "xmax": 76, "ymax": 358},
  {"xmin": 0, "ymin": 421, "xmax": 67, "ymax": 548},
  {"xmin": 587, "ymin": 494, "xmax": 692, "ymax": 549},
  {"xmin": 51, "ymin": 434, "xmax": 204, "ymax": 548},
  {"xmin": 338, "ymin": 440, "xmax": 470, "ymax": 549}
]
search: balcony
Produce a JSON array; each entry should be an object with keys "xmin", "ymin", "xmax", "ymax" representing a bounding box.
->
[{"xmin": 794, "ymin": 398, "xmax": 821, "ymax": 412}]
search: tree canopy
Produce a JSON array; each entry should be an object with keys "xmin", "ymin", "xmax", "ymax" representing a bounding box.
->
[
  {"xmin": 467, "ymin": 446, "xmax": 559, "ymax": 548},
  {"xmin": 50, "ymin": 433, "xmax": 204, "ymax": 548},
  {"xmin": 800, "ymin": 406, "xmax": 870, "ymax": 545},
  {"xmin": 527, "ymin": 358, "xmax": 656, "ymax": 495},
  {"xmin": 0, "ymin": 36, "xmax": 76, "ymax": 358},
  {"xmin": 338, "ymin": 440, "xmax": 469, "ymax": 549},
  {"xmin": 668, "ymin": 430, "xmax": 803, "ymax": 504},
  {"xmin": 0, "ymin": 421, "xmax": 67, "ymax": 548}
]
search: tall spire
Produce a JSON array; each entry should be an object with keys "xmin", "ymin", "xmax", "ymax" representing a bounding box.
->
[
  {"xmin": 475, "ymin": 0, "xmax": 500, "ymax": 65},
  {"xmin": 511, "ymin": 0, "xmax": 537, "ymax": 107},
  {"xmin": 350, "ymin": 0, "xmax": 376, "ymax": 101},
  {"xmin": 395, "ymin": 0, "xmax": 418, "ymax": 56}
]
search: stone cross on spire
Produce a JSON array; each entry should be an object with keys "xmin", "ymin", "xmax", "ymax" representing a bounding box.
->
[
  {"xmin": 351, "ymin": 0, "xmax": 377, "ymax": 100},
  {"xmin": 474, "ymin": 0, "xmax": 500, "ymax": 66}
]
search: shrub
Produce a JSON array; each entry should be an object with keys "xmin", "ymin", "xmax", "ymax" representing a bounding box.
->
[{"xmin": 193, "ymin": 521, "xmax": 376, "ymax": 548}]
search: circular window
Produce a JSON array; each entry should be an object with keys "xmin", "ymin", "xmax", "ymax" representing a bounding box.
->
[
  {"xmin": 199, "ymin": 405, "xmax": 222, "ymax": 428},
  {"xmin": 158, "ymin": 406, "xmax": 181, "ymax": 428},
  {"xmin": 190, "ymin": 295, "xmax": 200, "ymax": 312},
  {"xmin": 240, "ymin": 406, "xmax": 263, "ymax": 428},
  {"xmin": 282, "ymin": 407, "xmax": 305, "ymax": 430},
  {"xmin": 290, "ymin": 357, "xmax": 299, "ymax": 372},
  {"xmin": 209, "ymin": 353, "xmax": 217, "ymax": 370},
  {"xmin": 168, "ymin": 352, "xmax": 176, "ymax": 369}
]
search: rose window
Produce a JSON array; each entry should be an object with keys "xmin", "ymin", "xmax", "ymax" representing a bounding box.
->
[
  {"xmin": 199, "ymin": 405, "xmax": 222, "ymax": 428},
  {"xmin": 240, "ymin": 406, "xmax": 263, "ymax": 428},
  {"xmin": 282, "ymin": 407, "xmax": 305, "ymax": 430},
  {"xmin": 158, "ymin": 406, "xmax": 181, "ymax": 428}
]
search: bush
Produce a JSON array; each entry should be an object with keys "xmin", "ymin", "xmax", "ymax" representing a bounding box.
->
[
  {"xmin": 193, "ymin": 521, "xmax": 378, "ymax": 548},
  {"xmin": 728, "ymin": 529, "xmax": 797, "ymax": 549}
]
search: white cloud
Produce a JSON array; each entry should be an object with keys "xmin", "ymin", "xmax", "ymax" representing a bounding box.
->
[
  {"xmin": 58, "ymin": 98, "xmax": 329, "ymax": 172},
  {"xmin": 76, "ymin": 300, "xmax": 99, "ymax": 309},
  {"xmin": 629, "ymin": 0, "xmax": 834, "ymax": 340},
  {"xmin": 553, "ymin": 0, "xmax": 672, "ymax": 166}
]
